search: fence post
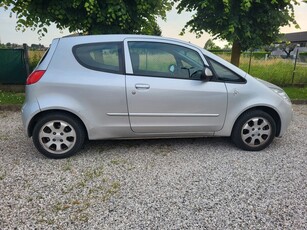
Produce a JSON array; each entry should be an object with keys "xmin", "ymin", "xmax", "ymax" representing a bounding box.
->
[
  {"xmin": 248, "ymin": 50, "xmax": 252, "ymax": 74},
  {"xmin": 291, "ymin": 44, "xmax": 300, "ymax": 85},
  {"xmin": 23, "ymin": 43, "xmax": 30, "ymax": 76}
]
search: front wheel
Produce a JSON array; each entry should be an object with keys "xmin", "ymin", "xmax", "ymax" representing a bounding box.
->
[
  {"xmin": 32, "ymin": 113, "xmax": 85, "ymax": 159},
  {"xmin": 231, "ymin": 110, "xmax": 276, "ymax": 151}
]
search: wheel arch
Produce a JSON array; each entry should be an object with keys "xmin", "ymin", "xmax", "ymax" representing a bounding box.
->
[
  {"xmin": 232, "ymin": 106, "xmax": 281, "ymax": 137},
  {"xmin": 27, "ymin": 109, "xmax": 89, "ymax": 139}
]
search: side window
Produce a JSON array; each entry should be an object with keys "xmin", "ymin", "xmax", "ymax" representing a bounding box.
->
[
  {"xmin": 38, "ymin": 48, "xmax": 50, "ymax": 66},
  {"xmin": 128, "ymin": 42, "xmax": 204, "ymax": 79},
  {"xmin": 179, "ymin": 50, "xmax": 203, "ymax": 68},
  {"xmin": 73, "ymin": 42, "xmax": 123, "ymax": 73},
  {"xmin": 207, "ymin": 58, "xmax": 244, "ymax": 83}
]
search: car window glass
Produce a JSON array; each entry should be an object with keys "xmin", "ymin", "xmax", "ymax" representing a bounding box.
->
[
  {"xmin": 128, "ymin": 42, "xmax": 204, "ymax": 79},
  {"xmin": 38, "ymin": 48, "xmax": 50, "ymax": 66},
  {"xmin": 73, "ymin": 42, "xmax": 122, "ymax": 73},
  {"xmin": 207, "ymin": 58, "xmax": 243, "ymax": 82}
]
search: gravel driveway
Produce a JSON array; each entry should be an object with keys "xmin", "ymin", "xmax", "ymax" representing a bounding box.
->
[{"xmin": 0, "ymin": 105, "xmax": 306, "ymax": 229}]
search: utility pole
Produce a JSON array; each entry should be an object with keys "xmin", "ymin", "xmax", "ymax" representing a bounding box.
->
[{"xmin": 291, "ymin": 44, "xmax": 300, "ymax": 85}]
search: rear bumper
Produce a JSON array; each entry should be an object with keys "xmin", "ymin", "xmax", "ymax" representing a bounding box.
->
[{"xmin": 21, "ymin": 98, "xmax": 40, "ymax": 137}]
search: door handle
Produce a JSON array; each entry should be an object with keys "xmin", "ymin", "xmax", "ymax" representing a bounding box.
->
[{"xmin": 135, "ymin": 84, "xmax": 150, "ymax": 90}]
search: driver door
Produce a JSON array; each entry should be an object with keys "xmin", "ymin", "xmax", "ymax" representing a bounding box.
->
[{"xmin": 124, "ymin": 39, "xmax": 227, "ymax": 133}]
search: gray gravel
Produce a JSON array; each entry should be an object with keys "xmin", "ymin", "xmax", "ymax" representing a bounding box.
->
[{"xmin": 0, "ymin": 105, "xmax": 306, "ymax": 229}]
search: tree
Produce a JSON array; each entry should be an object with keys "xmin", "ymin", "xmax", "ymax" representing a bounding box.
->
[
  {"xmin": 263, "ymin": 44, "xmax": 276, "ymax": 54},
  {"xmin": 30, "ymin": 43, "xmax": 46, "ymax": 51},
  {"xmin": 175, "ymin": 0, "xmax": 299, "ymax": 66},
  {"xmin": 0, "ymin": 0, "xmax": 172, "ymax": 36},
  {"xmin": 278, "ymin": 42, "xmax": 297, "ymax": 58},
  {"xmin": 204, "ymin": 39, "xmax": 221, "ymax": 50},
  {"xmin": 223, "ymin": 43, "xmax": 232, "ymax": 50}
]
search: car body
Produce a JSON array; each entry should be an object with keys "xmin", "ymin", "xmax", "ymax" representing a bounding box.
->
[{"xmin": 22, "ymin": 34, "xmax": 293, "ymax": 158}]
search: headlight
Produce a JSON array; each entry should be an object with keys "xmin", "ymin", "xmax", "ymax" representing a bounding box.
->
[{"xmin": 271, "ymin": 88, "xmax": 291, "ymax": 103}]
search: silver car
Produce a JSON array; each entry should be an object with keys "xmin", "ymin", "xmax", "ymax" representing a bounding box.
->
[{"xmin": 22, "ymin": 35, "xmax": 293, "ymax": 158}]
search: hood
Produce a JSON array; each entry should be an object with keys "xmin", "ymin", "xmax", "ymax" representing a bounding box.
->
[{"xmin": 255, "ymin": 78, "xmax": 282, "ymax": 90}]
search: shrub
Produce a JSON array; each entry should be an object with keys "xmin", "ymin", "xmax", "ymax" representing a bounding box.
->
[{"xmin": 28, "ymin": 51, "xmax": 45, "ymax": 72}]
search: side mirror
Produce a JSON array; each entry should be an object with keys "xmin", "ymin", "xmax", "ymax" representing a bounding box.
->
[
  {"xmin": 169, "ymin": 64, "xmax": 176, "ymax": 73},
  {"xmin": 201, "ymin": 67, "xmax": 213, "ymax": 81}
]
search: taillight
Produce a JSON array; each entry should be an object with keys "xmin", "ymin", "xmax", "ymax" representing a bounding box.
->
[{"xmin": 26, "ymin": 70, "xmax": 46, "ymax": 85}]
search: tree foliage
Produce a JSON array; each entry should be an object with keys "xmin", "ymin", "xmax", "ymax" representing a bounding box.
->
[
  {"xmin": 204, "ymin": 39, "xmax": 221, "ymax": 50},
  {"xmin": 175, "ymin": 0, "xmax": 299, "ymax": 66},
  {"xmin": 0, "ymin": 0, "xmax": 172, "ymax": 36}
]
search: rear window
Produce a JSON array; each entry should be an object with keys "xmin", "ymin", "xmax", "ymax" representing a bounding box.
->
[
  {"xmin": 73, "ymin": 42, "xmax": 123, "ymax": 74},
  {"xmin": 38, "ymin": 48, "xmax": 49, "ymax": 66}
]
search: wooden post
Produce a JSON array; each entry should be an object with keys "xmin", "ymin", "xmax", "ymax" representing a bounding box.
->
[
  {"xmin": 23, "ymin": 43, "xmax": 30, "ymax": 76},
  {"xmin": 248, "ymin": 50, "xmax": 252, "ymax": 74}
]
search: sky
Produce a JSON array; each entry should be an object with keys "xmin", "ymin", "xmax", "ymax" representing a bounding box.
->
[{"xmin": 0, "ymin": 1, "xmax": 307, "ymax": 48}]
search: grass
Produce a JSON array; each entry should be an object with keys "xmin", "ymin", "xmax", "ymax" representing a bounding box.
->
[
  {"xmin": 62, "ymin": 159, "xmax": 73, "ymax": 172},
  {"xmin": 242, "ymin": 60, "xmax": 307, "ymax": 86},
  {"xmin": 283, "ymin": 87, "xmax": 307, "ymax": 100},
  {"xmin": 0, "ymin": 90, "xmax": 25, "ymax": 104},
  {"xmin": 28, "ymin": 50, "xmax": 45, "ymax": 71},
  {"xmin": 153, "ymin": 143, "xmax": 174, "ymax": 156},
  {"xmin": 0, "ymin": 171, "xmax": 6, "ymax": 180},
  {"xmin": 219, "ymin": 54, "xmax": 307, "ymax": 86}
]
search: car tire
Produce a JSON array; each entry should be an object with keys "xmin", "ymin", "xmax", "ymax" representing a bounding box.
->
[
  {"xmin": 231, "ymin": 110, "xmax": 276, "ymax": 151},
  {"xmin": 32, "ymin": 113, "xmax": 85, "ymax": 159}
]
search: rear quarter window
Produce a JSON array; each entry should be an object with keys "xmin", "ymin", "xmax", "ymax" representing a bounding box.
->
[
  {"xmin": 73, "ymin": 42, "xmax": 124, "ymax": 74},
  {"xmin": 38, "ymin": 48, "xmax": 50, "ymax": 66}
]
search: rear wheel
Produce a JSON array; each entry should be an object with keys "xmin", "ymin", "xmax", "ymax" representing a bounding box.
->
[
  {"xmin": 32, "ymin": 113, "xmax": 85, "ymax": 159},
  {"xmin": 232, "ymin": 110, "xmax": 276, "ymax": 151}
]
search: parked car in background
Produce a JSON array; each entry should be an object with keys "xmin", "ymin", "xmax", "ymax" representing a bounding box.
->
[{"xmin": 22, "ymin": 35, "xmax": 293, "ymax": 158}]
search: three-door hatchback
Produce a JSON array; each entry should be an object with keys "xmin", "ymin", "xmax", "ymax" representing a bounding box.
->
[{"xmin": 22, "ymin": 35, "xmax": 293, "ymax": 158}]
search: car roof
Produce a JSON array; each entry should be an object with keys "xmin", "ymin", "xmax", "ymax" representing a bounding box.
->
[{"xmin": 57, "ymin": 34, "xmax": 198, "ymax": 48}]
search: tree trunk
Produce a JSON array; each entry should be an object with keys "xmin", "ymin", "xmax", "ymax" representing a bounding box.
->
[{"xmin": 230, "ymin": 40, "xmax": 241, "ymax": 67}]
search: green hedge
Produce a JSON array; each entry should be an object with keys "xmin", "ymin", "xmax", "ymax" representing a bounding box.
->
[
  {"xmin": 208, "ymin": 49, "xmax": 231, "ymax": 55},
  {"xmin": 209, "ymin": 51, "xmax": 270, "ymax": 59},
  {"xmin": 300, "ymin": 52, "xmax": 307, "ymax": 56},
  {"xmin": 242, "ymin": 52, "xmax": 270, "ymax": 59}
]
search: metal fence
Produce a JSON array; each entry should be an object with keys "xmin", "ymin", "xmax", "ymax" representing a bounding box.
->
[{"xmin": 0, "ymin": 46, "xmax": 29, "ymax": 84}]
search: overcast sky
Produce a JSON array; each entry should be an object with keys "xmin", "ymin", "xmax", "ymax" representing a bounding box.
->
[{"xmin": 0, "ymin": 1, "xmax": 307, "ymax": 47}]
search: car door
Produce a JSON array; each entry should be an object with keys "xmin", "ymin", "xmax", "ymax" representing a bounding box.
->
[{"xmin": 124, "ymin": 39, "xmax": 228, "ymax": 133}]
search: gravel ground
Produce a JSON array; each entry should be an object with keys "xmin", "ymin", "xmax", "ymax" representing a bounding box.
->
[{"xmin": 0, "ymin": 105, "xmax": 306, "ymax": 229}]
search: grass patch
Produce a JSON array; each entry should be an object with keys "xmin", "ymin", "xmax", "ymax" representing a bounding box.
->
[
  {"xmin": 218, "ymin": 54, "xmax": 307, "ymax": 86},
  {"xmin": 241, "ymin": 60, "xmax": 307, "ymax": 86},
  {"xmin": 283, "ymin": 87, "xmax": 307, "ymax": 100},
  {"xmin": 0, "ymin": 171, "xmax": 6, "ymax": 180},
  {"xmin": 102, "ymin": 181, "xmax": 121, "ymax": 202},
  {"xmin": 153, "ymin": 143, "xmax": 174, "ymax": 156},
  {"xmin": 0, "ymin": 90, "xmax": 24, "ymax": 104},
  {"xmin": 28, "ymin": 50, "xmax": 45, "ymax": 71},
  {"xmin": 62, "ymin": 159, "xmax": 73, "ymax": 172},
  {"xmin": 0, "ymin": 135, "xmax": 9, "ymax": 141}
]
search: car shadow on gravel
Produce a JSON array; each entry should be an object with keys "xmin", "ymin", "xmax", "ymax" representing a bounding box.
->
[{"xmin": 79, "ymin": 137, "xmax": 234, "ymax": 157}]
